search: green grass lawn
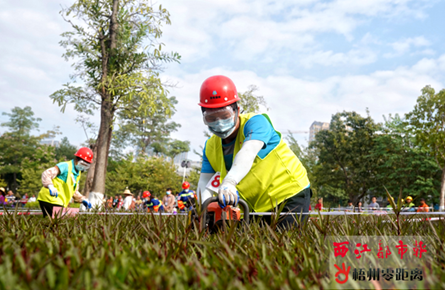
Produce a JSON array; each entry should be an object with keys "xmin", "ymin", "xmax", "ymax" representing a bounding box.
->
[{"xmin": 0, "ymin": 212, "xmax": 444, "ymax": 289}]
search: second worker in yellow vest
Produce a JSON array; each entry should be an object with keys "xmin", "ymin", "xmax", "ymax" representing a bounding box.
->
[
  {"xmin": 38, "ymin": 147, "xmax": 94, "ymax": 217},
  {"xmin": 197, "ymin": 75, "xmax": 311, "ymax": 229}
]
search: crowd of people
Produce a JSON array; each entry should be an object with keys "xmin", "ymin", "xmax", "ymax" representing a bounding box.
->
[
  {"xmin": 313, "ymin": 196, "xmax": 436, "ymax": 213},
  {"xmin": 102, "ymin": 181, "xmax": 197, "ymax": 213},
  {"xmin": 0, "ymin": 185, "xmax": 439, "ymax": 215},
  {"xmin": 0, "ymin": 187, "xmax": 37, "ymax": 207}
]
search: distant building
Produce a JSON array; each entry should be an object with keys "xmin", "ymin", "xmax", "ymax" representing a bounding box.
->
[
  {"xmin": 40, "ymin": 139, "xmax": 60, "ymax": 148},
  {"xmin": 309, "ymin": 121, "xmax": 329, "ymax": 142}
]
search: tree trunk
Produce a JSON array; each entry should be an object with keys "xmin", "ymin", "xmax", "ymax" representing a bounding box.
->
[
  {"xmin": 83, "ymin": 142, "xmax": 97, "ymax": 197},
  {"xmin": 91, "ymin": 100, "xmax": 114, "ymax": 194},
  {"xmin": 440, "ymin": 166, "xmax": 445, "ymax": 210},
  {"xmin": 89, "ymin": 0, "xmax": 119, "ymax": 195}
]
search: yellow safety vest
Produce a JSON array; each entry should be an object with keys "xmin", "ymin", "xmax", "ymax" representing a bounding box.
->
[
  {"xmin": 205, "ymin": 113, "xmax": 310, "ymax": 212},
  {"xmin": 38, "ymin": 160, "xmax": 81, "ymax": 207}
]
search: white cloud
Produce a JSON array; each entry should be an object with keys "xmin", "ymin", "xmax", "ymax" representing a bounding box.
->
[
  {"xmin": 300, "ymin": 48, "xmax": 378, "ymax": 68},
  {"xmin": 162, "ymin": 0, "xmax": 431, "ymax": 63},
  {"xmin": 385, "ymin": 36, "xmax": 432, "ymax": 57},
  {"xmin": 165, "ymin": 54, "xmax": 445, "ymax": 159},
  {"xmin": 1, "ymin": 0, "xmax": 443, "ymax": 161}
]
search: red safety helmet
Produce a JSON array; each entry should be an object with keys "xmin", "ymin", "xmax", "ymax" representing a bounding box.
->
[
  {"xmin": 142, "ymin": 191, "xmax": 151, "ymax": 198},
  {"xmin": 199, "ymin": 75, "xmax": 240, "ymax": 109},
  {"xmin": 182, "ymin": 181, "xmax": 190, "ymax": 190},
  {"xmin": 74, "ymin": 147, "xmax": 93, "ymax": 163}
]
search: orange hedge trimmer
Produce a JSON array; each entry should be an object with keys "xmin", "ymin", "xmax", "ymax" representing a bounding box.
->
[{"xmin": 200, "ymin": 196, "xmax": 250, "ymax": 233}]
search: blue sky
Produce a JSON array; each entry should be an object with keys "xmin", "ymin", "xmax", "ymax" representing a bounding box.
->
[{"xmin": 1, "ymin": 0, "xmax": 445, "ymax": 161}]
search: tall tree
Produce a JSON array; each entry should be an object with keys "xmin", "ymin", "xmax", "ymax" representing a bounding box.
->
[
  {"xmin": 106, "ymin": 154, "xmax": 182, "ymax": 196},
  {"xmin": 55, "ymin": 137, "xmax": 78, "ymax": 161},
  {"xmin": 111, "ymin": 95, "xmax": 182, "ymax": 157},
  {"xmin": 0, "ymin": 107, "xmax": 43, "ymax": 191},
  {"xmin": 310, "ymin": 111, "xmax": 380, "ymax": 204},
  {"xmin": 50, "ymin": 0, "xmax": 180, "ymax": 195},
  {"xmin": 286, "ymin": 132, "xmax": 348, "ymax": 206},
  {"xmin": 406, "ymin": 86, "xmax": 445, "ymax": 209},
  {"xmin": 370, "ymin": 114, "xmax": 441, "ymax": 201}
]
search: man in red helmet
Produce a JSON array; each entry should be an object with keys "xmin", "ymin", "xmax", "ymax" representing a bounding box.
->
[
  {"xmin": 38, "ymin": 147, "xmax": 93, "ymax": 217},
  {"xmin": 177, "ymin": 181, "xmax": 195, "ymax": 212},
  {"xmin": 197, "ymin": 75, "xmax": 311, "ymax": 228}
]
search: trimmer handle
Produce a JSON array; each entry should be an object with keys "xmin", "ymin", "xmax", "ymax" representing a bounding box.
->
[{"xmin": 201, "ymin": 197, "xmax": 250, "ymax": 231}]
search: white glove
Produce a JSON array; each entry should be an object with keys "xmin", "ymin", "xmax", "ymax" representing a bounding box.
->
[
  {"xmin": 218, "ymin": 178, "xmax": 239, "ymax": 208},
  {"xmin": 48, "ymin": 184, "xmax": 58, "ymax": 198}
]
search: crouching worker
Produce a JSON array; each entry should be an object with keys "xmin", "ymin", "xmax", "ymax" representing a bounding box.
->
[
  {"xmin": 196, "ymin": 75, "xmax": 311, "ymax": 229},
  {"xmin": 178, "ymin": 181, "xmax": 195, "ymax": 212},
  {"xmin": 145, "ymin": 192, "xmax": 164, "ymax": 213},
  {"xmin": 38, "ymin": 147, "xmax": 93, "ymax": 217}
]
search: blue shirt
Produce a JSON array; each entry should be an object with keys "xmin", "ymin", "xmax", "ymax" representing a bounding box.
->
[
  {"xmin": 146, "ymin": 198, "xmax": 164, "ymax": 210},
  {"xmin": 179, "ymin": 190, "xmax": 195, "ymax": 203},
  {"xmin": 202, "ymin": 115, "xmax": 280, "ymax": 173},
  {"xmin": 56, "ymin": 160, "xmax": 80, "ymax": 188}
]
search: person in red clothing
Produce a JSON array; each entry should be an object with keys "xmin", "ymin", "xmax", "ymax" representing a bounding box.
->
[
  {"xmin": 416, "ymin": 198, "xmax": 429, "ymax": 212},
  {"xmin": 0, "ymin": 187, "xmax": 6, "ymax": 207},
  {"xmin": 315, "ymin": 198, "xmax": 323, "ymax": 211}
]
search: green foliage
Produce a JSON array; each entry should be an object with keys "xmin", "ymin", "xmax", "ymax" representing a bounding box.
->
[
  {"xmin": 55, "ymin": 137, "xmax": 77, "ymax": 161},
  {"xmin": 370, "ymin": 114, "xmax": 441, "ymax": 201},
  {"xmin": 1, "ymin": 106, "xmax": 41, "ymax": 136},
  {"xmin": 167, "ymin": 140, "xmax": 190, "ymax": 159},
  {"xmin": 406, "ymin": 86, "xmax": 445, "ymax": 207},
  {"xmin": 68, "ymin": 203, "xmax": 81, "ymax": 208},
  {"xmin": 406, "ymin": 86, "xmax": 445, "ymax": 168},
  {"xmin": 51, "ymin": 0, "xmax": 180, "ymax": 115},
  {"xmin": 0, "ymin": 212, "xmax": 444, "ymax": 289},
  {"xmin": 187, "ymin": 168, "xmax": 201, "ymax": 191},
  {"xmin": 18, "ymin": 146, "xmax": 58, "ymax": 195},
  {"xmin": 0, "ymin": 177, "xmax": 7, "ymax": 188},
  {"xmin": 106, "ymin": 154, "xmax": 182, "ymax": 197},
  {"xmin": 309, "ymin": 110, "xmax": 380, "ymax": 204},
  {"xmin": 50, "ymin": 0, "xmax": 181, "ymax": 194},
  {"xmin": 0, "ymin": 107, "xmax": 46, "ymax": 191},
  {"xmin": 238, "ymin": 85, "xmax": 269, "ymax": 114},
  {"xmin": 24, "ymin": 201, "xmax": 40, "ymax": 209}
]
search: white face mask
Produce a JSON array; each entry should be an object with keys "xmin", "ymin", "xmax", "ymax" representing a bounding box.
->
[
  {"xmin": 203, "ymin": 106, "xmax": 238, "ymax": 139},
  {"xmin": 75, "ymin": 160, "xmax": 91, "ymax": 172}
]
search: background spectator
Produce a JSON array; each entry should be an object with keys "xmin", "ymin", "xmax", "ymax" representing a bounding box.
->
[
  {"xmin": 357, "ymin": 201, "xmax": 363, "ymax": 212},
  {"xmin": 6, "ymin": 190, "xmax": 16, "ymax": 206},
  {"xmin": 417, "ymin": 198, "xmax": 429, "ymax": 212},
  {"xmin": 0, "ymin": 187, "xmax": 6, "ymax": 206},
  {"xmin": 315, "ymin": 198, "xmax": 323, "ymax": 211},
  {"xmin": 346, "ymin": 200, "xmax": 354, "ymax": 211},
  {"xmin": 107, "ymin": 197, "xmax": 113, "ymax": 209},
  {"xmin": 122, "ymin": 189, "xmax": 133, "ymax": 210},
  {"xmin": 20, "ymin": 193, "xmax": 29, "ymax": 207},
  {"xmin": 368, "ymin": 196, "xmax": 380, "ymax": 209},
  {"xmin": 135, "ymin": 196, "xmax": 143, "ymax": 211},
  {"xmin": 163, "ymin": 188, "xmax": 176, "ymax": 213},
  {"xmin": 28, "ymin": 194, "xmax": 37, "ymax": 202}
]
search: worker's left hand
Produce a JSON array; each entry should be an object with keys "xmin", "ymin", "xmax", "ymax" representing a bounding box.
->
[
  {"xmin": 218, "ymin": 178, "xmax": 239, "ymax": 208},
  {"xmin": 82, "ymin": 199, "xmax": 92, "ymax": 209}
]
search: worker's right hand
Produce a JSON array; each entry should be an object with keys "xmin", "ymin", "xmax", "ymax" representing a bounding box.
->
[
  {"xmin": 218, "ymin": 178, "xmax": 239, "ymax": 208},
  {"xmin": 48, "ymin": 184, "xmax": 58, "ymax": 198}
]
